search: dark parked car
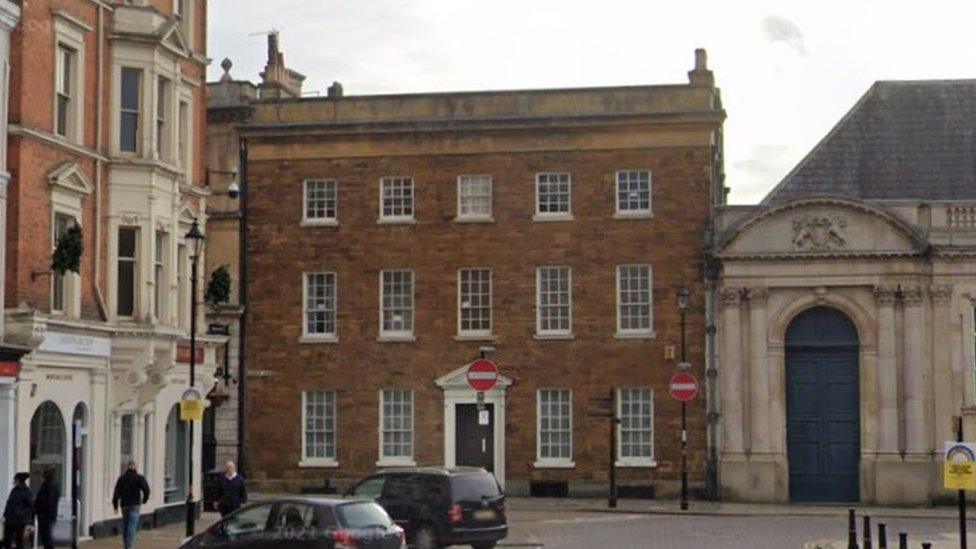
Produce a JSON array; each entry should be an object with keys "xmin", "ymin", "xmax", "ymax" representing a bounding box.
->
[
  {"xmin": 179, "ymin": 497, "xmax": 405, "ymax": 548},
  {"xmin": 345, "ymin": 467, "xmax": 507, "ymax": 549}
]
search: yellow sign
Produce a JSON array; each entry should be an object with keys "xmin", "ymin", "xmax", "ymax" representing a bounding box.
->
[
  {"xmin": 944, "ymin": 442, "xmax": 976, "ymax": 490},
  {"xmin": 180, "ymin": 389, "xmax": 204, "ymax": 422}
]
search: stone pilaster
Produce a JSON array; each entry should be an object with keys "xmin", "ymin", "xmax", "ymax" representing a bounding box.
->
[
  {"xmin": 873, "ymin": 285, "xmax": 899, "ymax": 454},
  {"xmin": 930, "ymin": 285, "xmax": 954, "ymax": 448},
  {"xmin": 721, "ymin": 287, "xmax": 745, "ymax": 454},
  {"xmin": 748, "ymin": 287, "xmax": 770, "ymax": 453},
  {"xmin": 901, "ymin": 286, "xmax": 927, "ymax": 456}
]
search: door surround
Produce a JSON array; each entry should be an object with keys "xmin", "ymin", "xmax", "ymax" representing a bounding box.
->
[{"xmin": 436, "ymin": 365, "xmax": 511, "ymax": 489}]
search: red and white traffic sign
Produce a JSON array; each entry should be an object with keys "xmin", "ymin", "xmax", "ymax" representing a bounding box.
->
[
  {"xmin": 669, "ymin": 372, "xmax": 699, "ymax": 402},
  {"xmin": 467, "ymin": 359, "xmax": 499, "ymax": 392}
]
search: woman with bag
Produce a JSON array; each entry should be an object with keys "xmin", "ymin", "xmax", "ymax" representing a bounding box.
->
[{"xmin": 1, "ymin": 472, "xmax": 33, "ymax": 549}]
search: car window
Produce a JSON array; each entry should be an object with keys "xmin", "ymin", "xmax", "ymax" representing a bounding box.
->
[
  {"xmin": 271, "ymin": 503, "xmax": 320, "ymax": 540},
  {"xmin": 222, "ymin": 503, "xmax": 274, "ymax": 539},
  {"xmin": 418, "ymin": 475, "xmax": 450, "ymax": 505},
  {"xmin": 335, "ymin": 502, "xmax": 394, "ymax": 529},
  {"xmin": 352, "ymin": 475, "xmax": 386, "ymax": 500},
  {"xmin": 381, "ymin": 474, "xmax": 417, "ymax": 501},
  {"xmin": 449, "ymin": 474, "xmax": 502, "ymax": 502}
]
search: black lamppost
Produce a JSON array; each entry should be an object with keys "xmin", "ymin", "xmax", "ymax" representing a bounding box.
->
[
  {"xmin": 676, "ymin": 285, "xmax": 691, "ymax": 512},
  {"xmin": 185, "ymin": 219, "xmax": 205, "ymax": 536}
]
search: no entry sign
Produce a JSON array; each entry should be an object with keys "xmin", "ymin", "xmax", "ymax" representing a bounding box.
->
[
  {"xmin": 467, "ymin": 359, "xmax": 499, "ymax": 392},
  {"xmin": 670, "ymin": 372, "xmax": 699, "ymax": 402}
]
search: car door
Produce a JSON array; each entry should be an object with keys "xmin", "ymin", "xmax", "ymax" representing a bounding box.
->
[
  {"xmin": 266, "ymin": 501, "xmax": 328, "ymax": 549},
  {"xmin": 378, "ymin": 474, "xmax": 416, "ymax": 534},
  {"xmin": 199, "ymin": 503, "xmax": 276, "ymax": 548}
]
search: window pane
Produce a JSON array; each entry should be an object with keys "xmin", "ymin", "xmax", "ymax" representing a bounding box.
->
[
  {"xmin": 303, "ymin": 390, "xmax": 336, "ymax": 460},
  {"xmin": 617, "ymin": 170, "xmax": 651, "ymax": 212},
  {"xmin": 381, "ymin": 390, "xmax": 413, "ymax": 458},
  {"xmin": 618, "ymin": 265, "xmax": 652, "ymax": 332},
  {"xmin": 619, "ymin": 388, "xmax": 653, "ymax": 459},
  {"xmin": 381, "ymin": 177, "xmax": 414, "ymax": 218},
  {"xmin": 458, "ymin": 175, "xmax": 492, "ymax": 217},
  {"xmin": 121, "ymin": 69, "xmax": 140, "ymax": 110},
  {"xmin": 537, "ymin": 267, "xmax": 571, "ymax": 333},
  {"xmin": 536, "ymin": 173, "xmax": 571, "ymax": 214},
  {"xmin": 305, "ymin": 180, "xmax": 337, "ymax": 220},
  {"xmin": 381, "ymin": 271, "xmax": 413, "ymax": 334},
  {"xmin": 459, "ymin": 268, "xmax": 491, "ymax": 333},
  {"xmin": 117, "ymin": 228, "xmax": 137, "ymax": 316},
  {"xmin": 304, "ymin": 272, "xmax": 336, "ymax": 335}
]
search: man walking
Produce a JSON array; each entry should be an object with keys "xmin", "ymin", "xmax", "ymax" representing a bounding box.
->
[
  {"xmin": 112, "ymin": 461, "xmax": 150, "ymax": 549},
  {"xmin": 1, "ymin": 472, "xmax": 33, "ymax": 549},
  {"xmin": 215, "ymin": 461, "xmax": 247, "ymax": 517},
  {"xmin": 33, "ymin": 469, "xmax": 59, "ymax": 549}
]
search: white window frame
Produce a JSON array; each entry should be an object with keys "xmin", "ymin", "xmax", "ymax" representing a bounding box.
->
[
  {"xmin": 302, "ymin": 271, "xmax": 338, "ymax": 343},
  {"xmin": 153, "ymin": 231, "xmax": 168, "ymax": 322},
  {"xmin": 52, "ymin": 17, "xmax": 86, "ymax": 144},
  {"xmin": 614, "ymin": 170, "xmax": 653, "ymax": 218},
  {"xmin": 456, "ymin": 174, "xmax": 493, "ymax": 222},
  {"xmin": 302, "ymin": 179, "xmax": 338, "ymax": 226},
  {"xmin": 115, "ymin": 226, "xmax": 139, "ymax": 319},
  {"xmin": 377, "ymin": 389, "xmax": 415, "ymax": 466},
  {"xmin": 378, "ymin": 177, "xmax": 415, "ymax": 224},
  {"xmin": 615, "ymin": 264, "xmax": 654, "ymax": 338},
  {"xmin": 300, "ymin": 390, "xmax": 338, "ymax": 468},
  {"xmin": 617, "ymin": 387, "xmax": 655, "ymax": 467},
  {"xmin": 379, "ymin": 269, "xmax": 415, "ymax": 341},
  {"xmin": 533, "ymin": 172, "xmax": 573, "ymax": 221},
  {"xmin": 535, "ymin": 266, "xmax": 572, "ymax": 339},
  {"xmin": 50, "ymin": 212, "xmax": 77, "ymax": 315},
  {"xmin": 118, "ymin": 67, "xmax": 142, "ymax": 155},
  {"xmin": 155, "ymin": 76, "xmax": 171, "ymax": 161},
  {"xmin": 535, "ymin": 388, "xmax": 574, "ymax": 468},
  {"xmin": 457, "ymin": 268, "xmax": 492, "ymax": 339}
]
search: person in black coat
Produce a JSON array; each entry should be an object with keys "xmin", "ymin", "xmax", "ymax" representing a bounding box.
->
[
  {"xmin": 112, "ymin": 461, "xmax": 150, "ymax": 549},
  {"xmin": 33, "ymin": 470, "xmax": 59, "ymax": 549},
  {"xmin": 2, "ymin": 472, "xmax": 33, "ymax": 549},
  {"xmin": 215, "ymin": 461, "xmax": 247, "ymax": 517}
]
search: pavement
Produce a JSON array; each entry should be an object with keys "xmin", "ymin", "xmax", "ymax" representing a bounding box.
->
[{"xmin": 75, "ymin": 497, "xmax": 976, "ymax": 548}]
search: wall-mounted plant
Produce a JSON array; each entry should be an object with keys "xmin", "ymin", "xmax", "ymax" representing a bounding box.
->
[
  {"xmin": 51, "ymin": 225, "xmax": 83, "ymax": 274},
  {"xmin": 205, "ymin": 264, "xmax": 232, "ymax": 307}
]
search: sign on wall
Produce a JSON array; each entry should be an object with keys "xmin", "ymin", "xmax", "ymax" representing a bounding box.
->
[
  {"xmin": 944, "ymin": 442, "xmax": 976, "ymax": 490},
  {"xmin": 180, "ymin": 388, "xmax": 204, "ymax": 422},
  {"xmin": 177, "ymin": 344, "xmax": 205, "ymax": 364},
  {"xmin": 38, "ymin": 332, "xmax": 111, "ymax": 358}
]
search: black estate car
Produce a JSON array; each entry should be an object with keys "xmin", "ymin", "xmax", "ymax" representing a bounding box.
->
[
  {"xmin": 179, "ymin": 497, "xmax": 406, "ymax": 548},
  {"xmin": 345, "ymin": 467, "xmax": 507, "ymax": 549}
]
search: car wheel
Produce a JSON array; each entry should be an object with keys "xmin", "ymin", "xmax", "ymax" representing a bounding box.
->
[{"xmin": 412, "ymin": 524, "xmax": 441, "ymax": 549}]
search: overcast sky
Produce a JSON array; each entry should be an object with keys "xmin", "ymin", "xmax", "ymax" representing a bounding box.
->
[{"xmin": 207, "ymin": 0, "xmax": 976, "ymax": 204}]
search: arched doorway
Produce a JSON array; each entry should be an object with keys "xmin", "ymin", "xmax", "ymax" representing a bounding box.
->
[
  {"xmin": 786, "ymin": 306, "xmax": 860, "ymax": 502},
  {"xmin": 30, "ymin": 401, "xmax": 66, "ymax": 493},
  {"xmin": 164, "ymin": 404, "xmax": 188, "ymax": 503}
]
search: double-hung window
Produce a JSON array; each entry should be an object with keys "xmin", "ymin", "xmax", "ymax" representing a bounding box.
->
[
  {"xmin": 380, "ymin": 390, "xmax": 413, "ymax": 464},
  {"xmin": 55, "ymin": 45, "xmax": 75, "ymax": 138},
  {"xmin": 616, "ymin": 170, "xmax": 652, "ymax": 216},
  {"xmin": 536, "ymin": 266, "xmax": 572, "ymax": 337},
  {"xmin": 302, "ymin": 390, "xmax": 337, "ymax": 465},
  {"xmin": 616, "ymin": 265, "xmax": 653, "ymax": 336},
  {"xmin": 303, "ymin": 272, "xmax": 337, "ymax": 340},
  {"xmin": 380, "ymin": 270, "xmax": 413, "ymax": 339},
  {"xmin": 458, "ymin": 268, "xmax": 491, "ymax": 337},
  {"xmin": 537, "ymin": 389, "xmax": 572, "ymax": 466},
  {"xmin": 117, "ymin": 227, "xmax": 138, "ymax": 317},
  {"xmin": 120, "ymin": 68, "xmax": 141, "ymax": 153},
  {"xmin": 457, "ymin": 175, "xmax": 492, "ymax": 220},
  {"xmin": 303, "ymin": 180, "xmax": 338, "ymax": 224},
  {"xmin": 618, "ymin": 388, "xmax": 654, "ymax": 465},
  {"xmin": 177, "ymin": 102, "xmax": 189, "ymax": 173},
  {"xmin": 177, "ymin": 244, "xmax": 187, "ymax": 328},
  {"xmin": 380, "ymin": 177, "xmax": 414, "ymax": 222},
  {"xmin": 154, "ymin": 232, "xmax": 167, "ymax": 320},
  {"xmin": 156, "ymin": 77, "xmax": 170, "ymax": 160},
  {"xmin": 535, "ymin": 173, "xmax": 571, "ymax": 219},
  {"xmin": 51, "ymin": 213, "xmax": 75, "ymax": 314}
]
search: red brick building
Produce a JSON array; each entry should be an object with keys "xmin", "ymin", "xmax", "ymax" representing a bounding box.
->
[
  {"xmin": 5, "ymin": 0, "xmax": 222, "ymax": 537},
  {"xmin": 241, "ymin": 50, "xmax": 725, "ymax": 497}
]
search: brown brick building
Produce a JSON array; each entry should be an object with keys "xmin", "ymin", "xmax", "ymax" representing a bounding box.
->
[{"xmin": 241, "ymin": 50, "xmax": 725, "ymax": 497}]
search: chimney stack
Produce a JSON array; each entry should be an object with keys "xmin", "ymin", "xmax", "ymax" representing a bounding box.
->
[
  {"xmin": 688, "ymin": 48, "xmax": 715, "ymax": 88},
  {"xmin": 258, "ymin": 32, "xmax": 306, "ymax": 99}
]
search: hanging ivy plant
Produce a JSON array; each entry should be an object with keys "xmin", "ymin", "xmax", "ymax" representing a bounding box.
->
[
  {"xmin": 51, "ymin": 225, "xmax": 83, "ymax": 275},
  {"xmin": 205, "ymin": 264, "xmax": 232, "ymax": 307}
]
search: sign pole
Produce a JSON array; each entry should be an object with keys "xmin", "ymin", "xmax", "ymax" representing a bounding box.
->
[
  {"xmin": 960, "ymin": 416, "xmax": 968, "ymax": 549},
  {"xmin": 609, "ymin": 387, "xmax": 617, "ymax": 509}
]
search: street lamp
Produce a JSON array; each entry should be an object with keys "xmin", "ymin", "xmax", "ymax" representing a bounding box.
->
[
  {"xmin": 184, "ymin": 219, "xmax": 205, "ymax": 536},
  {"xmin": 676, "ymin": 285, "xmax": 690, "ymax": 511}
]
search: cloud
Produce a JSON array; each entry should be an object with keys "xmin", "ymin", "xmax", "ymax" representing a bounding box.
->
[
  {"xmin": 730, "ymin": 143, "xmax": 803, "ymax": 203},
  {"xmin": 761, "ymin": 15, "xmax": 808, "ymax": 57}
]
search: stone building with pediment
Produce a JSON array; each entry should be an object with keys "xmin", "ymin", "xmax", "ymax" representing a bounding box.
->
[{"xmin": 712, "ymin": 80, "xmax": 976, "ymax": 504}]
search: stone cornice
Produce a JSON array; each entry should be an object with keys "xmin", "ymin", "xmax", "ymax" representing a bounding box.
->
[
  {"xmin": 716, "ymin": 250, "xmax": 923, "ymax": 262},
  {"xmin": 0, "ymin": 0, "xmax": 20, "ymax": 31},
  {"xmin": 10, "ymin": 125, "xmax": 109, "ymax": 162}
]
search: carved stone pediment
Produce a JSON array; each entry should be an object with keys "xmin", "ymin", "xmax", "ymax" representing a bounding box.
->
[{"xmin": 792, "ymin": 214, "xmax": 848, "ymax": 251}]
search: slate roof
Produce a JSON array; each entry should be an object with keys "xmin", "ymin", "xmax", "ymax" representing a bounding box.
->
[{"xmin": 763, "ymin": 80, "xmax": 976, "ymax": 204}]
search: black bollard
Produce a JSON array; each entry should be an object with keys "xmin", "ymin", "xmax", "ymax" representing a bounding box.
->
[
  {"xmin": 898, "ymin": 533, "xmax": 907, "ymax": 549},
  {"xmin": 849, "ymin": 509, "xmax": 858, "ymax": 549},
  {"xmin": 921, "ymin": 543, "xmax": 931, "ymax": 549},
  {"xmin": 863, "ymin": 515, "xmax": 872, "ymax": 549},
  {"xmin": 878, "ymin": 523, "xmax": 887, "ymax": 549}
]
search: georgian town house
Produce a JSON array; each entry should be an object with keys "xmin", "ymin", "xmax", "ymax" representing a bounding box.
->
[
  {"xmin": 714, "ymin": 80, "xmax": 976, "ymax": 505},
  {"xmin": 238, "ymin": 48, "xmax": 725, "ymax": 497},
  {"xmin": 3, "ymin": 0, "xmax": 222, "ymax": 537}
]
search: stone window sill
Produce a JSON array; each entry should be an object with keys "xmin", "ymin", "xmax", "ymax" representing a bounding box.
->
[
  {"xmin": 300, "ymin": 335, "xmax": 339, "ymax": 344},
  {"xmin": 377, "ymin": 334, "xmax": 417, "ymax": 343},
  {"xmin": 299, "ymin": 459, "xmax": 339, "ymax": 468},
  {"xmin": 376, "ymin": 458, "xmax": 416, "ymax": 468},
  {"xmin": 533, "ymin": 333, "xmax": 575, "ymax": 341},
  {"xmin": 533, "ymin": 460, "xmax": 576, "ymax": 469},
  {"xmin": 532, "ymin": 213, "xmax": 574, "ymax": 222},
  {"xmin": 301, "ymin": 218, "xmax": 339, "ymax": 227},
  {"xmin": 614, "ymin": 331, "xmax": 656, "ymax": 340}
]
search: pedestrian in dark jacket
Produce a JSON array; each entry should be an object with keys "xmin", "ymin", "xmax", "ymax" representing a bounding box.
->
[
  {"xmin": 2, "ymin": 472, "xmax": 33, "ymax": 549},
  {"xmin": 112, "ymin": 461, "xmax": 150, "ymax": 549},
  {"xmin": 215, "ymin": 461, "xmax": 247, "ymax": 517},
  {"xmin": 33, "ymin": 469, "xmax": 59, "ymax": 549}
]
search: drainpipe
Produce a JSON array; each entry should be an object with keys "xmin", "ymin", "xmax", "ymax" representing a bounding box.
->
[
  {"xmin": 92, "ymin": 1, "xmax": 108, "ymax": 320},
  {"xmin": 236, "ymin": 136, "xmax": 248, "ymax": 476}
]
